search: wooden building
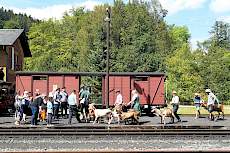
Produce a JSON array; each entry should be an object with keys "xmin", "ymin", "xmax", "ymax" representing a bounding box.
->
[{"xmin": 0, "ymin": 29, "xmax": 31, "ymax": 84}]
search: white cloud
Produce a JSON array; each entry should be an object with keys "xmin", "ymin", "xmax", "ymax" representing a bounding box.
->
[
  {"xmin": 218, "ymin": 16, "xmax": 230, "ymax": 23},
  {"xmin": 209, "ymin": 0, "xmax": 230, "ymax": 13},
  {"xmin": 3, "ymin": 0, "xmax": 102, "ymax": 20},
  {"xmin": 158, "ymin": 0, "xmax": 207, "ymax": 15},
  {"xmin": 190, "ymin": 37, "xmax": 208, "ymax": 50}
]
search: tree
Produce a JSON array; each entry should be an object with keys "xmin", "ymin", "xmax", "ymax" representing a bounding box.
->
[
  {"xmin": 210, "ymin": 21, "xmax": 230, "ymax": 49},
  {"xmin": 166, "ymin": 44, "xmax": 204, "ymax": 103}
]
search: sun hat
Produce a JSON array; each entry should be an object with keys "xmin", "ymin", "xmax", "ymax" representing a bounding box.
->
[{"xmin": 172, "ymin": 90, "xmax": 177, "ymax": 94}]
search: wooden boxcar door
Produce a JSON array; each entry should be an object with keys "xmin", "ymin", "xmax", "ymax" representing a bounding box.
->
[
  {"xmin": 149, "ymin": 76, "xmax": 165, "ymax": 105},
  {"xmin": 132, "ymin": 76, "xmax": 150, "ymax": 106},
  {"xmin": 32, "ymin": 75, "xmax": 48, "ymax": 96}
]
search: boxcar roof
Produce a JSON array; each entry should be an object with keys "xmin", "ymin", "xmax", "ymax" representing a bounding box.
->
[
  {"xmin": 0, "ymin": 29, "xmax": 31, "ymax": 57},
  {"xmin": 15, "ymin": 71, "xmax": 165, "ymax": 76}
]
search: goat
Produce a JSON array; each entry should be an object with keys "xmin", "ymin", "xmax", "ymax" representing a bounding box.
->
[
  {"xmin": 108, "ymin": 110, "xmax": 121, "ymax": 124},
  {"xmin": 201, "ymin": 102, "xmax": 224, "ymax": 120},
  {"xmin": 120, "ymin": 109, "xmax": 140, "ymax": 125},
  {"xmin": 151, "ymin": 107, "xmax": 175, "ymax": 125},
  {"xmin": 88, "ymin": 103, "xmax": 112, "ymax": 124}
]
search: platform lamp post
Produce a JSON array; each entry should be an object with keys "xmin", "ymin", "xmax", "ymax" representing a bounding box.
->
[{"xmin": 105, "ymin": 7, "xmax": 111, "ymax": 108}]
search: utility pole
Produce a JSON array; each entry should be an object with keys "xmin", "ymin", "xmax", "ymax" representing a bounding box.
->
[{"xmin": 105, "ymin": 7, "xmax": 111, "ymax": 108}]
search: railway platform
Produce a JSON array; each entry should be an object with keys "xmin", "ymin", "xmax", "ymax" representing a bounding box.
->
[{"xmin": 0, "ymin": 114, "xmax": 229, "ymax": 129}]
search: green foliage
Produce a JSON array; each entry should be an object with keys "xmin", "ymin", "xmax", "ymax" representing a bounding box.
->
[
  {"xmin": 25, "ymin": 1, "xmax": 171, "ymax": 74},
  {"xmin": 2, "ymin": 1, "xmax": 229, "ymax": 104},
  {"xmin": 0, "ymin": 7, "xmax": 39, "ymax": 32},
  {"xmin": 166, "ymin": 43, "xmax": 204, "ymax": 103}
]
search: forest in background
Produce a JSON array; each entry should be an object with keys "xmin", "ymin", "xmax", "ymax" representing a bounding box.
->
[{"xmin": 1, "ymin": 0, "xmax": 230, "ymax": 104}]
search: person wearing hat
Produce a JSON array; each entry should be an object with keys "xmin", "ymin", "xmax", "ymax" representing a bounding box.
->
[
  {"xmin": 193, "ymin": 93, "xmax": 203, "ymax": 119},
  {"xmin": 170, "ymin": 91, "xmax": 181, "ymax": 122},
  {"xmin": 114, "ymin": 89, "xmax": 123, "ymax": 112},
  {"xmin": 0, "ymin": 67, "xmax": 4, "ymax": 81},
  {"xmin": 205, "ymin": 89, "xmax": 219, "ymax": 120}
]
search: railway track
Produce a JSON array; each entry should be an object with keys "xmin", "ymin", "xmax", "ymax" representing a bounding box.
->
[{"xmin": 0, "ymin": 126, "xmax": 229, "ymax": 135}]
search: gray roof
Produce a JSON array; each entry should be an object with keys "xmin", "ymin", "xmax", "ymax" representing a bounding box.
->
[
  {"xmin": 0, "ymin": 29, "xmax": 31, "ymax": 57},
  {"xmin": 0, "ymin": 29, "xmax": 24, "ymax": 45},
  {"xmin": 15, "ymin": 71, "xmax": 165, "ymax": 76}
]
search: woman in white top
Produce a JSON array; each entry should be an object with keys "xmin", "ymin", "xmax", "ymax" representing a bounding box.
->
[{"xmin": 127, "ymin": 90, "xmax": 141, "ymax": 113}]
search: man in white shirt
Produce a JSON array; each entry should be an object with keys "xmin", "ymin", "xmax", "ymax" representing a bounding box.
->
[
  {"xmin": 170, "ymin": 91, "xmax": 181, "ymax": 122},
  {"xmin": 205, "ymin": 89, "xmax": 218, "ymax": 120},
  {"xmin": 53, "ymin": 88, "xmax": 61, "ymax": 119},
  {"xmin": 68, "ymin": 90, "xmax": 81, "ymax": 124},
  {"xmin": 114, "ymin": 89, "xmax": 123, "ymax": 111},
  {"xmin": 60, "ymin": 87, "xmax": 68, "ymax": 118}
]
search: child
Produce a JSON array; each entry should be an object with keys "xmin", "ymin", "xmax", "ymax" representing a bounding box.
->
[
  {"xmin": 47, "ymin": 96, "xmax": 53, "ymax": 126},
  {"xmin": 40, "ymin": 96, "xmax": 48, "ymax": 122}
]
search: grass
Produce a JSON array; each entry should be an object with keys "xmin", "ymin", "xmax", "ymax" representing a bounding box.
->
[{"xmin": 170, "ymin": 105, "xmax": 230, "ymax": 115}]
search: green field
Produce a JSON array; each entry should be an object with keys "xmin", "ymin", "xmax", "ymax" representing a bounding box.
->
[{"xmin": 173, "ymin": 105, "xmax": 230, "ymax": 115}]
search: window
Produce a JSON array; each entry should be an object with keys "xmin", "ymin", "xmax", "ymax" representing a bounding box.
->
[
  {"xmin": 134, "ymin": 76, "xmax": 148, "ymax": 81},
  {"xmin": 33, "ymin": 76, "xmax": 48, "ymax": 80},
  {"xmin": 11, "ymin": 47, "xmax": 15, "ymax": 70}
]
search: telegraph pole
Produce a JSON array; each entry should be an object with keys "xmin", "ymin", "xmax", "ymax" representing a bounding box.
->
[{"xmin": 105, "ymin": 7, "xmax": 111, "ymax": 108}]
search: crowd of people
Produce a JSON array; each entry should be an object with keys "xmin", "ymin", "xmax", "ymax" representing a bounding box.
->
[
  {"xmin": 14, "ymin": 86, "xmax": 91, "ymax": 126},
  {"xmin": 13, "ymin": 85, "xmax": 221, "ymax": 126},
  {"xmin": 13, "ymin": 85, "xmax": 142, "ymax": 126}
]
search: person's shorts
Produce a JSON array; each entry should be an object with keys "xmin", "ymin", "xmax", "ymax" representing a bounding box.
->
[{"xmin": 195, "ymin": 104, "xmax": 200, "ymax": 111}]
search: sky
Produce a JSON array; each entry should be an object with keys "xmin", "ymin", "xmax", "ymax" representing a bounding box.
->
[{"xmin": 1, "ymin": 0, "xmax": 230, "ymax": 49}]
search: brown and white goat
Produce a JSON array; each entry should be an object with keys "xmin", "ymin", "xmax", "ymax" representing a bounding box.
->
[
  {"xmin": 88, "ymin": 103, "xmax": 112, "ymax": 124},
  {"xmin": 201, "ymin": 102, "xmax": 224, "ymax": 120},
  {"xmin": 151, "ymin": 107, "xmax": 175, "ymax": 125}
]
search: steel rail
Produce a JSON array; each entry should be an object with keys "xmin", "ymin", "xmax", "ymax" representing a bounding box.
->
[{"xmin": 0, "ymin": 128, "xmax": 230, "ymax": 135}]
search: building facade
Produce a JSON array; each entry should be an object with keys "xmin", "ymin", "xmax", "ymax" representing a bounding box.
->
[{"xmin": 0, "ymin": 29, "xmax": 31, "ymax": 84}]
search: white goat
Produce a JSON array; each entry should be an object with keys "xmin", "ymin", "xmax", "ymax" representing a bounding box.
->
[{"xmin": 88, "ymin": 103, "xmax": 112, "ymax": 124}]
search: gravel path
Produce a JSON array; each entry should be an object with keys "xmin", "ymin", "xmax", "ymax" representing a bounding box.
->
[{"xmin": 1, "ymin": 135, "xmax": 230, "ymax": 152}]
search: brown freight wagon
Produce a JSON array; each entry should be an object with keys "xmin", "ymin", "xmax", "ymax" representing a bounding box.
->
[{"xmin": 16, "ymin": 71, "xmax": 165, "ymax": 112}]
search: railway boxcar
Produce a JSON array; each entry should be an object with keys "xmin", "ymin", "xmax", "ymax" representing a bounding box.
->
[{"xmin": 16, "ymin": 72, "xmax": 165, "ymax": 113}]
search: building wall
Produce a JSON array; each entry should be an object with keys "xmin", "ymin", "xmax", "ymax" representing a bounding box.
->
[
  {"xmin": 1, "ymin": 39, "xmax": 24, "ymax": 84},
  {"xmin": 0, "ymin": 46, "xmax": 7, "ymax": 81},
  {"xmin": 4, "ymin": 39, "xmax": 24, "ymax": 83},
  {"xmin": 14, "ymin": 39, "xmax": 24, "ymax": 71},
  {"xmin": 0, "ymin": 46, "xmax": 7, "ymax": 67}
]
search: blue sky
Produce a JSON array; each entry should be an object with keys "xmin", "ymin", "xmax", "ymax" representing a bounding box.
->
[{"xmin": 2, "ymin": 0, "xmax": 230, "ymax": 49}]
